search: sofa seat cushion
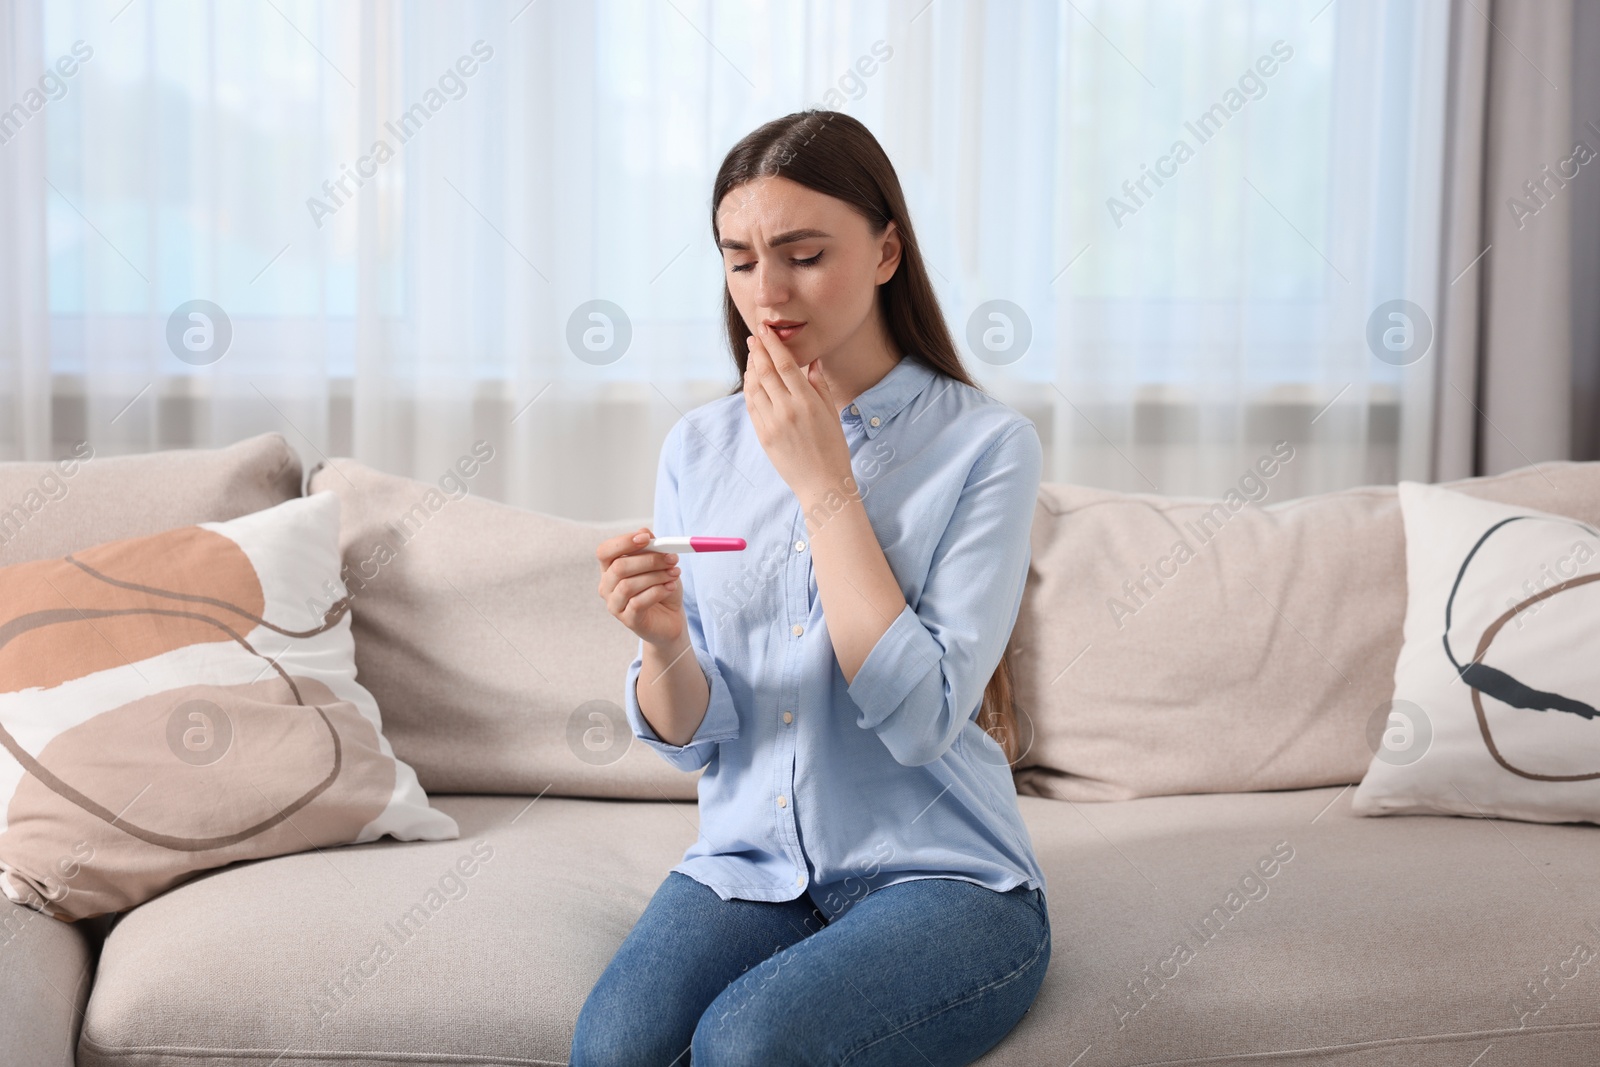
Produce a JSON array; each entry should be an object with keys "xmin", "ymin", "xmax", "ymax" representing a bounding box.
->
[
  {"xmin": 79, "ymin": 793, "xmax": 693, "ymax": 1067},
  {"xmin": 79, "ymin": 791, "xmax": 1600, "ymax": 1066}
]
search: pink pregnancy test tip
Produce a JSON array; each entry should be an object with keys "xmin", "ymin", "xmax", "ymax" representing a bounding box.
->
[{"xmin": 689, "ymin": 537, "xmax": 746, "ymax": 552}]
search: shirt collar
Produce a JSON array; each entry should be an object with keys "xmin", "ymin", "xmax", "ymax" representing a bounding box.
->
[{"xmin": 840, "ymin": 356, "xmax": 938, "ymax": 439}]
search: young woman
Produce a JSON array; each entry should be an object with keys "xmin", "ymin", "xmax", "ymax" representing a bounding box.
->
[{"xmin": 578, "ymin": 110, "xmax": 1049, "ymax": 1067}]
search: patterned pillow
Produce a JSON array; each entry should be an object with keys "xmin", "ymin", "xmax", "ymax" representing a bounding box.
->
[
  {"xmin": 0, "ymin": 491, "xmax": 458, "ymax": 921},
  {"xmin": 1352, "ymin": 481, "xmax": 1600, "ymax": 823}
]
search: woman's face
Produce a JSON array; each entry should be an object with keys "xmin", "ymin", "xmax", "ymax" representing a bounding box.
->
[{"xmin": 716, "ymin": 175, "xmax": 900, "ymax": 366}]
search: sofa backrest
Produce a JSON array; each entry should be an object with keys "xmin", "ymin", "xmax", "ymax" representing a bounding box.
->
[
  {"xmin": 306, "ymin": 454, "xmax": 695, "ymax": 800},
  {"xmin": 1012, "ymin": 459, "xmax": 1600, "ymax": 801},
  {"xmin": 0, "ymin": 434, "xmax": 302, "ymax": 565},
  {"xmin": 10, "ymin": 434, "xmax": 1596, "ymax": 806}
]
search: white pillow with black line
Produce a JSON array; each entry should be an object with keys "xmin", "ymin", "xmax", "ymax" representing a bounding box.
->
[{"xmin": 1352, "ymin": 480, "xmax": 1600, "ymax": 824}]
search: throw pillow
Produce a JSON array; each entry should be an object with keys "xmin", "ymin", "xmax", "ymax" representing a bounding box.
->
[
  {"xmin": 0, "ymin": 491, "xmax": 458, "ymax": 921},
  {"xmin": 1351, "ymin": 480, "xmax": 1600, "ymax": 823}
]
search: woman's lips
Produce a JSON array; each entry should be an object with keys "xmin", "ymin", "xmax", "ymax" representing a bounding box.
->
[{"xmin": 771, "ymin": 323, "xmax": 805, "ymax": 342}]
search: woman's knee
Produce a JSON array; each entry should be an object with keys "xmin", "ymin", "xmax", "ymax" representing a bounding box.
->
[
  {"xmin": 689, "ymin": 999, "xmax": 796, "ymax": 1067},
  {"xmin": 687, "ymin": 934, "xmax": 839, "ymax": 1066}
]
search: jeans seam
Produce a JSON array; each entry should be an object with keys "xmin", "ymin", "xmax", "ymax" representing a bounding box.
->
[{"xmin": 834, "ymin": 919, "xmax": 1051, "ymax": 1066}]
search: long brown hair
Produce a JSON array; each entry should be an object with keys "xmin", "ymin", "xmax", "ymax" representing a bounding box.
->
[{"xmin": 710, "ymin": 109, "xmax": 1026, "ymax": 766}]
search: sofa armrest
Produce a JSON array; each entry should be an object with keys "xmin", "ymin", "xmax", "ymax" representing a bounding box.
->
[{"xmin": 0, "ymin": 901, "xmax": 102, "ymax": 1067}]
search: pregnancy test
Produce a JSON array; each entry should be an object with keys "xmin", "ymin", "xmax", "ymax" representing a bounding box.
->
[{"xmin": 643, "ymin": 536, "xmax": 746, "ymax": 553}]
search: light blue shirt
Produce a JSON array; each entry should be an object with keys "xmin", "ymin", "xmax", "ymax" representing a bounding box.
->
[{"xmin": 624, "ymin": 354, "xmax": 1047, "ymax": 921}]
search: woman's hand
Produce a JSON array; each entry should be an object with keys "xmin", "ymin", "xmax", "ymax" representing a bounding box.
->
[
  {"xmin": 744, "ymin": 322, "xmax": 854, "ymax": 499},
  {"xmin": 596, "ymin": 526, "xmax": 685, "ymax": 647}
]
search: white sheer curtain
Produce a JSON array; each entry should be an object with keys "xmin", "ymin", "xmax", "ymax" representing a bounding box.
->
[{"xmin": 1, "ymin": 0, "xmax": 1449, "ymax": 518}]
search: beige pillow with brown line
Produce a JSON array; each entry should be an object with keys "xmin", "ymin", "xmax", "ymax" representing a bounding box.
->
[{"xmin": 0, "ymin": 492, "xmax": 457, "ymax": 920}]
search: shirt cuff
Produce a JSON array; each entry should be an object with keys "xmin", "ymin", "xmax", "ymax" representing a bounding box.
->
[
  {"xmin": 624, "ymin": 640, "xmax": 741, "ymax": 772},
  {"xmin": 846, "ymin": 602, "xmax": 944, "ymax": 731}
]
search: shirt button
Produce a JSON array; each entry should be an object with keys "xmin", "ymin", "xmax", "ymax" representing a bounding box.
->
[
  {"xmin": 792, "ymin": 623, "xmax": 804, "ymax": 636},
  {"xmin": 797, "ymin": 873, "xmax": 805, "ymax": 886},
  {"xmin": 777, "ymin": 795, "xmax": 787, "ymax": 808},
  {"xmin": 869, "ymin": 415, "xmax": 881, "ymax": 427},
  {"xmin": 850, "ymin": 404, "xmax": 860, "ymax": 415},
  {"xmin": 783, "ymin": 711, "xmax": 793, "ymax": 724},
  {"xmin": 794, "ymin": 539, "xmax": 806, "ymax": 552}
]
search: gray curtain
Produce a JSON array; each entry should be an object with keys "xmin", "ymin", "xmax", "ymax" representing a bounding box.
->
[
  {"xmin": 1574, "ymin": 0, "xmax": 1600, "ymax": 463},
  {"xmin": 1433, "ymin": 0, "xmax": 1596, "ymax": 479}
]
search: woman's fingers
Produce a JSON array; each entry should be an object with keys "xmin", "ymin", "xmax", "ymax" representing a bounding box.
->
[
  {"xmin": 608, "ymin": 567, "xmax": 679, "ymax": 611},
  {"xmin": 598, "ymin": 550, "xmax": 676, "ymax": 594},
  {"xmin": 745, "ymin": 355, "xmax": 773, "ymax": 436},
  {"xmin": 617, "ymin": 550, "xmax": 677, "ymax": 576},
  {"xmin": 596, "ymin": 530, "xmax": 683, "ymax": 643},
  {"xmin": 623, "ymin": 579, "xmax": 679, "ymax": 615},
  {"xmin": 755, "ymin": 323, "xmax": 807, "ymax": 394},
  {"xmin": 600, "ymin": 561, "xmax": 673, "ymax": 602},
  {"xmin": 747, "ymin": 332, "xmax": 783, "ymax": 394},
  {"xmin": 597, "ymin": 527, "xmax": 653, "ymax": 567},
  {"xmin": 618, "ymin": 565, "xmax": 680, "ymax": 595},
  {"xmin": 612, "ymin": 570, "xmax": 679, "ymax": 618}
]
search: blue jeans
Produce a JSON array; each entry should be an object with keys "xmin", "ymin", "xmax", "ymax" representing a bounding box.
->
[{"xmin": 570, "ymin": 870, "xmax": 1050, "ymax": 1066}]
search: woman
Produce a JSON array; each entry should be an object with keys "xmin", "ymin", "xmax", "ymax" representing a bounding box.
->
[{"xmin": 578, "ymin": 109, "xmax": 1049, "ymax": 1067}]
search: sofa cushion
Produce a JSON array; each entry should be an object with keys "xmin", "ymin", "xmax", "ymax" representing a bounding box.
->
[
  {"xmin": 1, "ymin": 899, "xmax": 101, "ymax": 1067},
  {"xmin": 0, "ymin": 493, "xmax": 459, "ymax": 921},
  {"xmin": 1014, "ymin": 459, "xmax": 1600, "ymax": 801},
  {"xmin": 307, "ymin": 455, "xmax": 694, "ymax": 800},
  {"xmin": 79, "ymin": 793, "xmax": 693, "ymax": 1067},
  {"xmin": 78, "ymin": 789, "xmax": 1600, "ymax": 1065},
  {"xmin": 0, "ymin": 433, "xmax": 302, "ymax": 565}
]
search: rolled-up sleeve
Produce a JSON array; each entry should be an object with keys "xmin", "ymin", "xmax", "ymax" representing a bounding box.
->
[
  {"xmin": 622, "ymin": 419, "xmax": 742, "ymax": 772},
  {"xmin": 846, "ymin": 420, "xmax": 1041, "ymax": 767}
]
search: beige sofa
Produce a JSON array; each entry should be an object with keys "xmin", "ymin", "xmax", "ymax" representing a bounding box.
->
[{"xmin": 4, "ymin": 433, "xmax": 1599, "ymax": 1067}]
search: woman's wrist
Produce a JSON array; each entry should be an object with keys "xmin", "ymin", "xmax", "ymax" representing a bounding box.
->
[
  {"xmin": 796, "ymin": 470, "xmax": 864, "ymax": 527},
  {"xmin": 643, "ymin": 629, "xmax": 693, "ymax": 659}
]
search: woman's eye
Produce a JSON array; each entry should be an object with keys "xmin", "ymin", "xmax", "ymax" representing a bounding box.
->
[{"xmin": 729, "ymin": 251, "xmax": 823, "ymax": 273}]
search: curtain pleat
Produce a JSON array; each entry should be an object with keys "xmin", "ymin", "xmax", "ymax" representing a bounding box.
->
[{"xmin": 1434, "ymin": 0, "xmax": 1580, "ymax": 479}]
